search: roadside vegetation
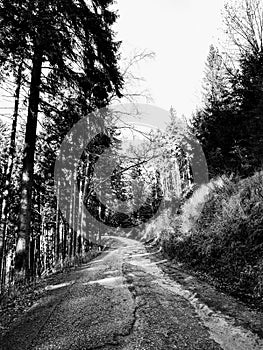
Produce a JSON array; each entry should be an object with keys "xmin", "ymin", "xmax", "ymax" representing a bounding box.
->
[
  {"xmin": 160, "ymin": 173, "xmax": 263, "ymax": 307},
  {"xmin": 156, "ymin": 0, "xmax": 263, "ymax": 310}
]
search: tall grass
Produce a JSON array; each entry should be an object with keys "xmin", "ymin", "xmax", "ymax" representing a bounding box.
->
[{"xmin": 161, "ymin": 172, "xmax": 263, "ymax": 305}]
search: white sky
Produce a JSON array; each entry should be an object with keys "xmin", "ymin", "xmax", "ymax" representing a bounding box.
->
[{"xmin": 114, "ymin": 0, "xmax": 225, "ymax": 119}]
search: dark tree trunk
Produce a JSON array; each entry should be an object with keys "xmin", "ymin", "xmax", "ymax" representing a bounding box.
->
[{"xmin": 15, "ymin": 48, "xmax": 43, "ymax": 280}]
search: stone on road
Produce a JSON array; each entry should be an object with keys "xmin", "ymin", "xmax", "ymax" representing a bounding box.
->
[{"xmin": 1, "ymin": 237, "xmax": 262, "ymax": 350}]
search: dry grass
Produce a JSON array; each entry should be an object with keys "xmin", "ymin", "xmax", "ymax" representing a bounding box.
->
[{"xmin": 161, "ymin": 172, "xmax": 263, "ymax": 306}]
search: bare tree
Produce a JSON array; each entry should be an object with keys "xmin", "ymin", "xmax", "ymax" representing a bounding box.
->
[
  {"xmin": 111, "ymin": 48, "xmax": 155, "ymax": 104},
  {"xmin": 224, "ymin": 0, "xmax": 263, "ymax": 55}
]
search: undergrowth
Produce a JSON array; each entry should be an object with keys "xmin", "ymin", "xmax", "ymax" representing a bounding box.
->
[{"xmin": 161, "ymin": 172, "xmax": 263, "ymax": 306}]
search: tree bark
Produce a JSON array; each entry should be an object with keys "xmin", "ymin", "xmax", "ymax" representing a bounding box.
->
[
  {"xmin": 15, "ymin": 48, "xmax": 43, "ymax": 280},
  {"xmin": 0, "ymin": 61, "xmax": 23, "ymax": 289},
  {"xmin": 55, "ymin": 180, "xmax": 60, "ymax": 260}
]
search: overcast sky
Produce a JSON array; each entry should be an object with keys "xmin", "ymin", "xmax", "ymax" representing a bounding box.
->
[{"xmin": 114, "ymin": 0, "xmax": 225, "ymax": 119}]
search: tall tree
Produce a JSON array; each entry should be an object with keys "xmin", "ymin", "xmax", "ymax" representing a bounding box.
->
[
  {"xmin": 0, "ymin": 62, "xmax": 23, "ymax": 286},
  {"xmin": 224, "ymin": 0, "xmax": 263, "ymax": 56},
  {"xmin": 223, "ymin": 0, "xmax": 263, "ymax": 174},
  {"xmin": 192, "ymin": 1, "xmax": 263, "ymax": 178},
  {"xmin": 191, "ymin": 45, "xmax": 239, "ymax": 177},
  {"xmin": 0, "ymin": 0, "xmax": 123, "ymax": 279}
]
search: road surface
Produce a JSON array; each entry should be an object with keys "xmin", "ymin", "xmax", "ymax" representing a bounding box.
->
[{"xmin": 1, "ymin": 237, "xmax": 263, "ymax": 350}]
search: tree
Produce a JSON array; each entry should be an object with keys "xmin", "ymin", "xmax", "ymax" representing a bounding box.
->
[
  {"xmin": 202, "ymin": 45, "xmax": 231, "ymax": 109},
  {"xmin": 224, "ymin": 0, "xmax": 263, "ymax": 56},
  {"xmin": 0, "ymin": 62, "xmax": 23, "ymax": 287},
  {"xmin": 192, "ymin": 43, "xmax": 247, "ymax": 177},
  {"xmin": 0, "ymin": 0, "xmax": 123, "ymax": 280},
  {"xmin": 192, "ymin": 1, "xmax": 263, "ymax": 178},
  {"xmin": 223, "ymin": 0, "xmax": 263, "ymax": 174}
]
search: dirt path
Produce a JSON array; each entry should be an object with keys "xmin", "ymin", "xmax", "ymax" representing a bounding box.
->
[{"xmin": 1, "ymin": 236, "xmax": 262, "ymax": 350}]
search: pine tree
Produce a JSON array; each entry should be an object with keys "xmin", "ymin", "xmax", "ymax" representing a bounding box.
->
[
  {"xmin": 219, "ymin": 0, "xmax": 263, "ymax": 175},
  {"xmin": 192, "ymin": 45, "xmax": 242, "ymax": 177},
  {"xmin": 230, "ymin": 51, "xmax": 263, "ymax": 174},
  {"xmin": 0, "ymin": 0, "xmax": 123, "ymax": 279}
]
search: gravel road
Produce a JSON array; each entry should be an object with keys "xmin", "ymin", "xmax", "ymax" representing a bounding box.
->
[{"xmin": 1, "ymin": 236, "xmax": 262, "ymax": 350}]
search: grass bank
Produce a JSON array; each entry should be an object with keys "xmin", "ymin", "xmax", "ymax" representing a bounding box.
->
[{"xmin": 160, "ymin": 172, "xmax": 263, "ymax": 308}]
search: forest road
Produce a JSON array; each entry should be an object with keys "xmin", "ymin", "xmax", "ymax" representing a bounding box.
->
[{"xmin": 1, "ymin": 236, "xmax": 263, "ymax": 350}]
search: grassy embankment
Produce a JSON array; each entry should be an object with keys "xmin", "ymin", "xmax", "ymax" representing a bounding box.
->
[{"xmin": 160, "ymin": 172, "xmax": 263, "ymax": 307}]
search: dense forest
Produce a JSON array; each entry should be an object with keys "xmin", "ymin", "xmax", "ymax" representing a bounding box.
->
[
  {"xmin": 0, "ymin": 0, "xmax": 125, "ymax": 291},
  {"xmin": 0, "ymin": 0, "xmax": 192, "ymax": 296},
  {"xmin": 0, "ymin": 0, "xmax": 262, "ymax": 314}
]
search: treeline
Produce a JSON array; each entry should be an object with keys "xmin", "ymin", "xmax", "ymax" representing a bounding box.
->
[
  {"xmin": 0, "ymin": 0, "xmax": 123, "ymax": 294},
  {"xmin": 0, "ymin": 0, "xmax": 187, "ymax": 297},
  {"xmin": 193, "ymin": 0, "xmax": 263, "ymax": 178},
  {"xmin": 161, "ymin": 0, "xmax": 263, "ymax": 307}
]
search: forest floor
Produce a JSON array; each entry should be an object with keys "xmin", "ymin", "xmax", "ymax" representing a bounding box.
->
[{"xmin": 0, "ymin": 236, "xmax": 263, "ymax": 350}]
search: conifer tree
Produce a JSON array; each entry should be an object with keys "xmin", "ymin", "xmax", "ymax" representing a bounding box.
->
[{"xmin": 0, "ymin": 0, "xmax": 123, "ymax": 279}]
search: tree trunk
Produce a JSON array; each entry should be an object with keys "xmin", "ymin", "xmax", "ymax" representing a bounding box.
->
[
  {"xmin": 73, "ymin": 174, "xmax": 77, "ymax": 258},
  {"xmin": 69, "ymin": 171, "xmax": 74, "ymax": 259},
  {"xmin": 62, "ymin": 220, "xmax": 67, "ymax": 261},
  {"xmin": 55, "ymin": 182, "xmax": 60, "ymax": 260},
  {"xmin": 35, "ymin": 191, "xmax": 41, "ymax": 278},
  {"xmin": 15, "ymin": 48, "xmax": 43, "ymax": 280},
  {"xmin": 0, "ymin": 61, "xmax": 23, "ymax": 289},
  {"xmin": 77, "ymin": 174, "xmax": 85, "ymax": 256}
]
